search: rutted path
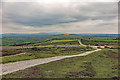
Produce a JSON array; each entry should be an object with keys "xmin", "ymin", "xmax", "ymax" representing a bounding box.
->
[{"xmin": 1, "ymin": 49, "xmax": 101, "ymax": 75}]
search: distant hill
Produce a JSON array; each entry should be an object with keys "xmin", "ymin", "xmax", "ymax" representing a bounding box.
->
[
  {"xmin": 1, "ymin": 33, "xmax": 119, "ymax": 46},
  {"xmin": 1, "ymin": 33, "xmax": 119, "ymax": 38},
  {"xmin": 2, "ymin": 32, "xmax": 65, "ymax": 37},
  {"xmin": 75, "ymin": 34, "xmax": 119, "ymax": 38}
]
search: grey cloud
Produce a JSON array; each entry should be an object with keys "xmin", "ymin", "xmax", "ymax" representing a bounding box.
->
[
  {"xmin": 2, "ymin": 2, "xmax": 118, "ymax": 34},
  {"xmin": 3, "ymin": 2, "xmax": 117, "ymax": 26}
]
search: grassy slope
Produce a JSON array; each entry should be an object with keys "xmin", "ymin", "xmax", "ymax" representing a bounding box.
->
[
  {"xmin": 2, "ymin": 47, "xmax": 94, "ymax": 64},
  {"xmin": 2, "ymin": 34, "xmax": 118, "ymax": 46},
  {"xmin": 33, "ymin": 39, "xmax": 80, "ymax": 46},
  {"xmin": 2, "ymin": 39, "xmax": 88, "ymax": 63},
  {"xmin": 2, "ymin": 34, "xmax": 82, "ymax": 46},
  {"xmin": 2, "ymin": 39, "xmax": 79, "ymax": 56},
  {"xmin": 50, "ymin": 40, "xmax": 77, "ymax": 43},
  {"xmin": 3, "ymin": 49, "xmax": 119, "ymax": 78}
]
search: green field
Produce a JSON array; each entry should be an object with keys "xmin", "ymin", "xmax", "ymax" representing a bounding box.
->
[
  {"xmin": 2, "ymin": 34, "xmax": 82, "ymax": 46},
  {"xmin": 2, "ymin": 46, "xmax": 94, "ymax": 64},
  {"xmin": 81, "ymin": 38, "xmax": 118, "ymax": 46},
  {"xmin": 3, "ymin": 49, "xmax": 119, "ymax": 78},
  {"xmin": 32, "ymin": 39, "xmax": 79, "ymax": 46},
  {"xmin": 2, "ymin": 37, "xmax": 43, "ymax": 46},
  {"xmin": 2, "ymin": 34, "xmax": 118, "ymax": 46},
  {"xmin": 85, "ymin": 39, "xmax": 118, "ymax": 42},
  {"xmin": 50, "ymin": 39, "xmax": 77, "ymax": 43},
  {"xmin": 2, "ymin": 39, "xmax": 88, "ymax": 63},
  {"xmin": 2, "ymin": 39, "xmax": 80, "ymax": 57}
]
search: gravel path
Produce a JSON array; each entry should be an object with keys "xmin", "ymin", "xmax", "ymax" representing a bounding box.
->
[
  {"xmin": 1, "ymin": 49, "xmax": 101, "ymax": 75},
  {"xmin": 78, "ymin": 40, "xmax": 87, "ymax": 47},
  {"xmin": 78, "ymin": 40, "xmax": 104, "ymax": 49}
]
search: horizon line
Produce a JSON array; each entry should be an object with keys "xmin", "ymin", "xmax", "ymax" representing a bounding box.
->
[{"xmin": 1, "ymin": 32, "xmax": 119, "ymax": 35}]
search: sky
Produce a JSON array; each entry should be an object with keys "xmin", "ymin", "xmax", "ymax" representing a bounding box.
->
[{"xmin": 1, "ymin": 0, "xmax": 119, "ymax": 34}]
